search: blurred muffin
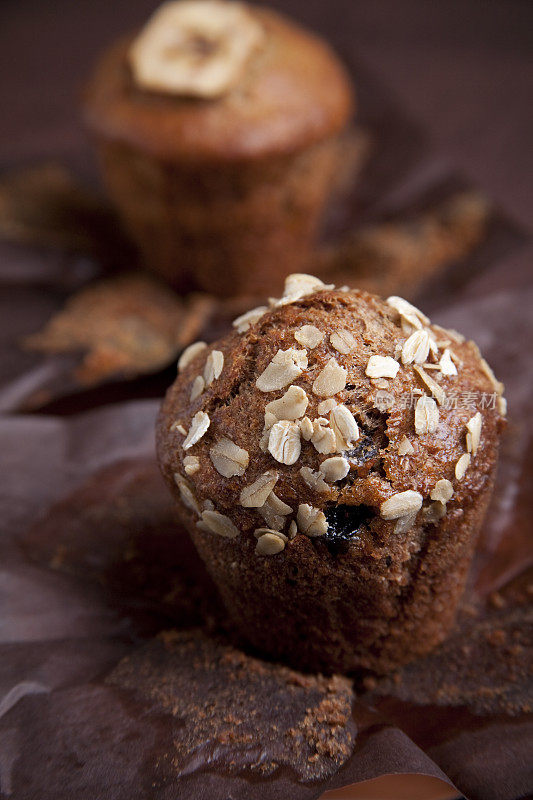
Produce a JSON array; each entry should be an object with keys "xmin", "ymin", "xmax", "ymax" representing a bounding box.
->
[
  {"xmin": 157, "ymin": 274, "xmax": 506, "ymax": 674},
  {"xmin": 84, "ymin": 1, "xmax": 354, "ymax": 295}
]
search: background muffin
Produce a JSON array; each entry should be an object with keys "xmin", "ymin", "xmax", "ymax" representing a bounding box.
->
[
  {"xmin": 84, "ymin": 1, "xmax": 354, "ymax": 296},
  {"xmin": 157, "ymin": 274, "xmax": 506, "ymax": 674}
]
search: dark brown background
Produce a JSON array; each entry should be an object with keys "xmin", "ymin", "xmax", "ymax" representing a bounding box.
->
[{"xmin": 1, "ymin": 0, "xmax": 532, "ymax": 234}]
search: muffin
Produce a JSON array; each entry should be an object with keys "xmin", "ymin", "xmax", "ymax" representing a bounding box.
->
[
  {"xmin": 83, "ymin": 1, "xmax": 354, "ymax": 296},
  {"xmin": 156, "ymin": 274, "xmax": 506, "ymax": 674}
]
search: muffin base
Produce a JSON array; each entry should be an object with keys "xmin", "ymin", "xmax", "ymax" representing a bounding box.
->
[
  {"xmin": 185, "ymin": 474, "xmax": 495, "ymax": 675},
  {"xmin": 95, "ymin": 138, "xmax": 342, "ymax": 296}
]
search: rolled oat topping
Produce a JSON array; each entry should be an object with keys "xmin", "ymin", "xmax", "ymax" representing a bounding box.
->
[
  {"xmin": 317, "ymin": 398, "xmax": 338, "ymax": 416},
  {"xmin": 319, "ymin": 456, "xmax": 350, "ymax": 482},
  {"xmin": 310, "ymin": 419, "xmax": 337, "ymax": 454},
  {"xmin": 190, "ymin": 374, "xmax": 205, "ymax": 401},
  {"xmin": 401, "ymin": 330, "xmax": 431, "ymax": 365},
  {"xmin": 479, "ymin": 356, "xmax": 504, "ymax": 395},
  {"xmin": 413, "ymin": 365, "xmax": 446, "ymax": 406},
  {"xmin": 253, "ymin": 527, "xmax": 288, "ymax": 541},
  {"xmin": 178, "ymin": 341, "xmax": 207, "ymax": 372},
  {"xmin": 265, "ymin": 493, "xmax": 292, "ymax": 516},
  {"xmin": 265, "ymin": 385, "xmax": 308, "ymax": 420},
  {"xmin": 203, "ymin": 350, "xmax": 224, "ymax": 386},
  {"xmin": 330, "ymin": 405, "xmax": 360, "ymax": 451},
  {"xmin": 299, "ymin": 466, "xmax": 329, "ymax": 493},
  {"xmin": 183, "ymin": 410, "xmax": 210, "ymax": 449},
  {"xmin": 439, "ymin": 349, "xmax": 458, "ymax": 376},
  {"xmin": 430, "ymin": 479, "xmax": 454, "ymax": 503},
  {"xmin": 312, "ymin": 357, "xmax": 347, "ymax": 397},
  {"xmin": 330, "ymin": 329, "xmax": 356, "ymax": 355},
  {"xmin": 255, "ymin": 531, "xmax": 286, "ymax": 555},
  {"xmin": 397, "ymin": 435, "xmax": 414, "ymax": 456},
  {"xmin": 297, "ymin": 504, "xmax": 328, "ymax": 537},
  {"xmin": 209, "ymin": 437, "xmax": 249, "ymax": 477},
  {"xmin": 199, "ymin": 509, "xmax": 239, "ymax": 539},
  {"xmin": 183, "ymin": 455, "xmax": 200, "ymax": 476},
  {"xmin": 414, "ymin": 395, "xmax": 439, "ymax": 435},
  {"xmin": 386, "ymin": 296, "xmax": 430, "ymax": 329},
  {"xmin": 268, "ymin": 420, "xmax": 301, "ymax": 465},
  {"xmin": 259, "ymin": 493, "xmax": 292, "ymax": 530},
  {"xmin": 232, "ymin": 305, "xmax": 267, "ymax": 333},
  {"xmin": 173, "ymin": 472, "xmax": 200, "ymax": 515},
  {"xmin": 380, "ymin": 490, "xmax": 423, "ymax": 520},
  {"xmin": 365, "ymin": 355, "xmax": 400, "ymax": 379},
  {"xmin": 279, "ymin": 273, "xmax": 333, "ymax": 304},
  {"xmin": 299, "ymin": 417, "xmax": 314, "ymax": 441},
  {"xmin": 256, "ymin": 348, "xmax": 308, "ymax": 392},
  {"xmin": 240, "ymin": 470, "xmax": 279, "ymax": 508},
  {"xmin": 294, "ymin": 325, "xmax": 324, "ymax": 349},
  {"xmin": 455, "ymin": 453, "xmax": 471, "ymax": 481},
  {"xmin": 466, "ymin": 412, "xmax": 482, "ymax": 456}
]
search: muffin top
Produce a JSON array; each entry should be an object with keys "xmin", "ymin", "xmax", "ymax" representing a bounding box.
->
[
  {"xmin": 157, "ymin": 274, "xmax": 506, "ymax": 557},
  {"xmin": 83, "ymin": 1, "xmax": 354, "ymax": 162}
]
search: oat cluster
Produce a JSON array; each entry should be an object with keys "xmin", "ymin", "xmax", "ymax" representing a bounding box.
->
[{"xmin": 167, "ymin": 274, "xmax": 506, "ymax": 556}]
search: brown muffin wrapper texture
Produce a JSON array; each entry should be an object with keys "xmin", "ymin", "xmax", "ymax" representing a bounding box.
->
[{"xmin": 95, "ymin": 136, "xmax": 342, "ymax": 295}]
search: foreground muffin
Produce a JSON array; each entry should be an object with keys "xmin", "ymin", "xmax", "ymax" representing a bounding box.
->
[
  {"xmin": 84, "ymin": 1, "xmax": 354, "ymax": 295},
  {"xmin": 157, "ymin": 274, "xmax": 506, "ymax": 674}
]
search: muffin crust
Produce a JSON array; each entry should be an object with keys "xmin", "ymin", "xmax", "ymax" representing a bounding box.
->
[
  {"xmin": 157, "ymin": 276, "xmax": 506, "ymax": 672},
  {"xmin": 84, "ymin": 7, "xmax": 354, "ymax": 163}
]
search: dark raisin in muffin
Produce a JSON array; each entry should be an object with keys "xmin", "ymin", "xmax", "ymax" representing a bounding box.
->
[{"xmin": 157, "ymin": 274, "xmax": 506, "ymax": 674}]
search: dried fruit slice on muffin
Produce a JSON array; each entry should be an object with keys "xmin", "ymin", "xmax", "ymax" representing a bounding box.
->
[
  {"xmin": 157, "ymin": 274, "xmax": 506, "ymax": 674},
  {"xmin": 129, "ymin": 0, "xmax": 265, "ymax": 98}
]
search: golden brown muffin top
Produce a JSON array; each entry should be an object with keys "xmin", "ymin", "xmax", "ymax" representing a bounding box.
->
[
  {"xmin": 157, "ymin": 275, "xmax": 506, "ymax": 557},
  {"xmin": 83, "ymin": 5, "xmax": 354, "ymax": 163}
]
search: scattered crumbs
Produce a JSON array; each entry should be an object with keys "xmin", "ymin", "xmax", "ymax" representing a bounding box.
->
[{"xmin": 107, "ymin": 630, "xmax": 355, "ymax": 782}]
